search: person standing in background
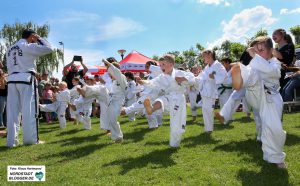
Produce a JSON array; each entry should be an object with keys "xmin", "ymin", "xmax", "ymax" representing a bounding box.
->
[
  {"xmin": 272, "ymin": 28, "xmax": 295, "ymax": 90},
  {"xmin": 0, "ymin": 69, "xmax": 7, "ymax": 128}
]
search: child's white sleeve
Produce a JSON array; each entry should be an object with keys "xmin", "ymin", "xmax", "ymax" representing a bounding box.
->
[
  {"xmin": 107, "ymin": 63, "xmax": 127, "ymax": 89},
  {"xmin": 249, "ymin": 54, "xmax": 281, "ymax": 78},
  {"xmin": 214, "ymin": 64, "xmax": 227, "ymax": 85}
]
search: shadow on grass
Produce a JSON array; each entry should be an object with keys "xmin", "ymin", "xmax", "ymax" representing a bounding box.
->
[
  {"xmin": 50, "ymin": 133, "xmax": 105, "ymax": 146},
  {"xmin": 214, "ymin": 138, "xmax": 290, "ymax": 184},
  {"xmin": 213, "ymin": 139, "xmax": 263, "ymax": 165},
  {"xmin": 38, "ymin": 125, "xmax": 60, "ymax": 134},
  {"xmin": 213, "ymin": 124, "xmax": 234, "ymax": 131},
  {"xmin": 56, "ymin": 129, "xmax": 85, "ymax": 136},
  {"xmin": 103, "ymin": 148, "xmax": 178, "ymax": 175},
  {"xmin": 285, "ymin": 133, "xmax": 300, "ymax": 146},
  {"xmin": 39, "ymin": 143, "xmax": 108, "ymax": 162},
  {"xmin": 182, "ymin": 133, "xmax": 221, "ymax": 148},
  {"xmin": 144, "ymin": 140, "xmax": 169, "ymax": 146},
  {"xmin": 125, "ymin": 127, "xmax": 154, "ymax": 143},
  {"xmin": 233, "ymin": 116, "xmax": 254, "ymax": 124},
  {"xmin": 237, "ymin": 166, "xmax": 289, "ymax": 186}
]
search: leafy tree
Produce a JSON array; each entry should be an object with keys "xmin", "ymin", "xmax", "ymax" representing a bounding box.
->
[
  {"xmin": 230, "ymin": 42, "xmax": 246, "ymax": 62},
  {"xmin": 290, "ymin": 25, "xmax": 300, "ymax": 47},
  {"xmin": 0, "ymin": 21, "xmax": 62, "ymax": 73},
  {"xmin": 182, "ymin": 47, "xmax": 199, "ymax": 68},
  {"xmin": 246, "ymin": 28, "xmax": 268, "ymax": 46},
  {"xmin": 167, "ymin": 51, "xmax": 184, "ymax": 64}
]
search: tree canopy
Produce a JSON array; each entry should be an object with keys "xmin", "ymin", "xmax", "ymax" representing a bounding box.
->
[{"xmin": 0, "ymin": 21, "xmax": 63, "ymax": 74}]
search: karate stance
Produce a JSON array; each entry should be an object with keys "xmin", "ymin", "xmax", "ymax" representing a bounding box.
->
[
  {"xmin": 143, "ymin": 54, "xmax": 195, "ymax": 147},
  {"xmin": 39, "ymin": 82, "xmax": 70, "ymax": 129},
  {"xmin": 231, "ymin": 36, "xmax": 286, "ymax": 169},
  {"xmin": 197, "ymin": 50, "xmax": 227, "ymax": 133}
]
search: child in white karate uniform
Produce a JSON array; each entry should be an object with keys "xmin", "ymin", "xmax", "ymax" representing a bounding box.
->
[
  {"xmin": 231, "ymin": 36, "xmax": 286, "ymax": 169},
  {"xmin": 103, "ymin": 60, "xmax": 127, "ymax": 143},
  {"xmin": 197, "ymin": 50, "xmax": 227, "ymax": 133},
  {"xmin": 124, "ymin": 72, "xmax": 137, "ymax": 121},
  {"xmin": 39, "ymin": 82, "xmax": 70, "ymax": 129},
  {"xmin": 188, "ymin": 66, "xmax": 202, "ymax": 121},
  {"xmin": 69, "ymin": 77, "xmax": 80, "ymax": 124},
  {"xmin": 143, "ymin": 54, "xmax": 195, "ymax": 147},
  {"xmin": 218, "ymin": 58, "xmax": 233, "ymax": 109}
]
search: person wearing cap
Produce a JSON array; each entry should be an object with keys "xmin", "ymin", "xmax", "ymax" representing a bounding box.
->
[{"xmin": 6, "ymin": 29, "xmax": 53, "ymax": 147}]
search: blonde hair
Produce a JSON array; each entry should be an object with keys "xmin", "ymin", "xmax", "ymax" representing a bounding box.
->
[
  {"xmin": 159, "ymin": 54, "xmax": 175, "ymax": 64},
  {"xmin": 252, "ymin": 36, "xmax": 273, "ymax": 50},
  {"xmin": 59, "ymin": 81, "xmax": 67, "ymax": 88}
]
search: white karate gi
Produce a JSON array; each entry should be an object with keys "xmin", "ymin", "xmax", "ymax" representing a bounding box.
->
[
  {"xmin": 198, "ymin": 60, "xmax": 227, "ymax": 132},
  {"xmin": 125, "ymin": 80, "xmax": 137, "ymax": 121},
  {"xmin": 240, "ymin": 54, "xmax": 286, "ymax": 163},
  {"xmin": 124, "ymin": 65, "xmax": 163, "ymax": 128},
  {"xmin": 107, "ymin": 64, "xmax": 127, "ymax": 141},
  {"xmin": 219, "ymin": 89, "xmax": 245, "ymax": 124},
  {"xmin": 148, "ymin": 69, "xmax": 195, "ymax": 147},
  {"xmin": 6, "ymin": 38, "xmax": 53, "ymax": 147},
  {"xmin": 218, "ymin": 70, "xmax": 233, "ymax": 109},
  {"xmin": 40, "ymin": 89, "xmax": 70, "ymax": 129},
  {"xmin": 69, "ymin": 85, "xmax": 80, "ymax": 119},
  {"xmin": 83, "ymin": 84, "xmax": 110, "ymax": 130}
]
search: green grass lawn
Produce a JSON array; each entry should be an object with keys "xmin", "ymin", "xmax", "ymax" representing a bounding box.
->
[{"xmin": 0, "ymin": 109, "xmax": 300, "ymax": 185}]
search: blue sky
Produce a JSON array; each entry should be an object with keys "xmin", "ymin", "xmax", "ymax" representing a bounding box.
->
[{"xmin": 0, "ymin": 0, "xmax": 299, "ymax": 76}]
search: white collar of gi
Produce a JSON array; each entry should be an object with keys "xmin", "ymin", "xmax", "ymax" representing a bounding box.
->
[{"xmin": 170, "ymin": 68, "xmax": 176, "ymax": 78}]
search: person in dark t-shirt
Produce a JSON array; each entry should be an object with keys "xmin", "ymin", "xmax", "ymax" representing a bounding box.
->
[
  {"xmin": 63, "ymin": 57, "xmax": 88, "ymax": 89},
  {"xmin": 272, "ymin": 28, "xmax": 295, "ymax": 90}
]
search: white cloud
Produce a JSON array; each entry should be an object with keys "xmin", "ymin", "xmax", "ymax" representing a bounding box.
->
[
  {"xmin": 280, "ymin": 7, "xmax": 300, "ymax": 15},
  {"xmin": 197, "ymin": 0, "xmax": 230, "ymax": 6},
  {"xmin": 48, "ymin": 11, "xmax": 100, "ymax": 24},
  {"xmin": 86, "ymin": 16, "xmax": 146, "ymax": 42},
  {"xmin": 207, "ymin": 6, "xmax": 277, "ymax": 49}
]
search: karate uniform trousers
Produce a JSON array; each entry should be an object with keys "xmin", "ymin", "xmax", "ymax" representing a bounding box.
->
[
  {"xmin": 7, "ymin": 74, "xmax": 39, "ymax": 147},
  {"xmin": 40, "ymin": 101, "xmax": 68, "ymax": 129},
  {"xmin": 240, "ymin": 55, "xmax": 286, "ymax": 163}
]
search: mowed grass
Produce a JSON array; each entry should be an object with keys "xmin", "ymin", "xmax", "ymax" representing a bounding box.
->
[{"xmin": 0, "ymin": 108, "xmax": 300, "ymax": 185}]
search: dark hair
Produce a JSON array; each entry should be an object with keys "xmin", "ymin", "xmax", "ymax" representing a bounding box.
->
[
  {"xmin": 221, "ymin": 57, "xmax": 232, "ymax": 64},
  {"xmin": 202, "ymin": 49, "xmax": 216, "ymax": 60},
  {"xmin": 124, "ymin": 72, "xmax": 134, "ymax": 80},
  {"xmin": 146, "ymin": 61, "xmax": 157, "ymax": 66},
  {"xmin": 73, "ymin": 77, "xmax": 80, "ymax": 82},
  {"xmin": 106, "ymin": 57, "xmax": 118, "ymax": 63},
  {"xmin": 22, "ymin": 29, "xmax": 36, "ymax": 39},
  {"xmin": 112, "ymin": 62, "xmax": 120, "ymax": 69}
]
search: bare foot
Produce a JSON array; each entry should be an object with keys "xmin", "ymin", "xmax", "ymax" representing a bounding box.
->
[
  {"xmin": 68, "ymin": 103, "xmax": 77, "ymax": 111},
  {"xmin": 215, "ymin": 112, "xmax": 225, "ymax": 124},
  {"xmin": 120, "ymin": 108, "xmax": 126, "ymax": 116},
  {"xmin": 77, "ymin": 87, "xmax": 86, "ymax": 97},
  {"xmin": 192, "ymin": 116, "xmax": 197, "ymax": 122},
  {"xmin": 113, "ymin": 138, "xmax": 123, "ymax": 143},
  {"xmin": 37, "ymin": 140, "xmax": 45, "ymax": 145},
  {"xmin": 144, "ymin": 98, "xmax": 153, "ymax": 115},
  {"xmin": 276, "ymin": 162, "xmax": 287, "ymax": 169}
]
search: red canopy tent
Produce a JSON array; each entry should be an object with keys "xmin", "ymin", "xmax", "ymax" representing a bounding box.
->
[
  {"xmin": 70, "ymin": 64, "xmax": 107, "ymax": 75},
  {"xmin": 119, "ymin": 50, "xmax": 157, "ymax": 72}
]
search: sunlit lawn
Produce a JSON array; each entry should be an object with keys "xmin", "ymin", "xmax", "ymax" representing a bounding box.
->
[{"xmin": 0, "ymin": 108, "xmax": 299, "ymax": 185}]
